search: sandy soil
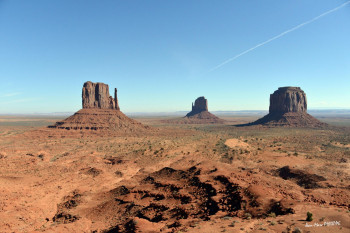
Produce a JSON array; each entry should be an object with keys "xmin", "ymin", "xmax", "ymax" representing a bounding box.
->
[
  {"xmin": 0, "ymin": 116, "xmax": 349, "ymax": 233},
  {"xmin": 224, "ymin": 138, "xmax": 252, "ymax": 150}
]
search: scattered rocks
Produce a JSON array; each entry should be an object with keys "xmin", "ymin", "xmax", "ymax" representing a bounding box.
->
[
  {"xmin": 53, "ymin": 191, "xmax": 82, "ymax": 224},
  {"xmin": 52, "ymin": 212, "xmax": 79, "ymax": 224},
  {"xmin": 86, "ymin": 165, "xmax": 294, "ymax": 232},
  {"xmin": 81, "ymin": 167, "xmax": 102, "ymax": 177}
]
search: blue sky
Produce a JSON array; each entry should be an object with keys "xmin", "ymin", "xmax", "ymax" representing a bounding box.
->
[{"xmin": 0, "ymin": 0, "xmax": 349, "ymax": 114}]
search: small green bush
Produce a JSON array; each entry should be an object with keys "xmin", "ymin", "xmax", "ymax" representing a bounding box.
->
[
  {"xmin": 244, "ymin": 212, "xmax": 252, "ymax": 220},
  {"xmin": 306, "ymin": 211, "xmax": 313, "ymax": 221}
]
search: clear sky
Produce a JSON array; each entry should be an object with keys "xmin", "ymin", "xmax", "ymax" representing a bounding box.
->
[{"xmin": 0, "ymin": 0, "xmax": 349, "ymax": 114}]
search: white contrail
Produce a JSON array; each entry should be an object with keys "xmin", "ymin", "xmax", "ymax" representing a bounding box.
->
[{"xmin": 210, "ymin": 1, "xmax": 350, "ymax": 72}]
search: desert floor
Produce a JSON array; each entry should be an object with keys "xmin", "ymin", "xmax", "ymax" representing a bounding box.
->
[{"xmin": 0, "ymin": 114, "xmax": 349, "ymax": 233}]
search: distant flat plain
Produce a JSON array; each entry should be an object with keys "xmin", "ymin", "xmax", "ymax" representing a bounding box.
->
[{"xmin": 1, "ymin": 109, "xmax": 349, "ymax": 127}]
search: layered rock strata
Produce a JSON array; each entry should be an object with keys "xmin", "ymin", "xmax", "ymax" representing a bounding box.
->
[
  {"xmin": 187, "ymin": 96, "xmax": 208, "ymax": 116},
  {"xmin": 49, "ymin": 81, "xmax": 148, "ymax": 132},
  {"xmin": 82, "ymin": 81, "xmax": 120, "ymax": 110},
  {"xmin": 269, "ymin": 87, "xmax": 307, "ymax": 114},
  {"xmin": 183, "ymin": 97, "xmax": 224, "ymax": 124},
  {"xmin": 250, "ymin": 87, "xmax": 326, "ymax": 127}
]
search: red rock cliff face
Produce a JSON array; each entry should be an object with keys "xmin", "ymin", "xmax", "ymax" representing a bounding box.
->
[
  {"xmin": 82, "ymin": 81, "xmax": 120, "ymax": 110},
  {"xmin": 191, "ymin": 97, "xmax": 208, "ymax": 113},
  {"xmin": 269, "ymin": 87, "xmax": 307, "ymax": 115}
]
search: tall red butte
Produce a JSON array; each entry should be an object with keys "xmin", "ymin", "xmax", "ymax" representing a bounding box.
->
[
  {"xmin": 160, "ymin": 96, "xmax": 224, "ymax": 124},
  {"xmin": 49, "ymin": 81, "xmax": 149, "ymax": 132},
  {"xmin": 249, "ymin": 86, "xmax": 326, "ymax": 127},
  {"xmin": 183, "ymin": 96, "xmax": 225, "ymax": 124}
]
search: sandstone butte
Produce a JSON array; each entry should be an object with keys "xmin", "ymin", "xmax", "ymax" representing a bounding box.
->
[
  {"xmin": 48, "ymin": 81, "xmax": 149, "ymax": 132},
  {"xmin": 249, "ymin": 86, "xmax": 327, "ymax": 127},
  {"xmin": 183, "ymin": 96, "xmax": 225, "ymax": 124},
  {"xmin": 82, "ymin": 81, "xmax": 120, "ymax": 110}
]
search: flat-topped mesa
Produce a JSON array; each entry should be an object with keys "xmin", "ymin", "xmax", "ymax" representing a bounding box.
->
[
  {"xmin": 269, "ymin": 86, "xmax": 307, "ymax": 115},
  {"xmin": 245, "ymin": 86, "xmax": 326, "ymax": 127},
  {"xmin": 82, "ymin": 81, "xmax": 120, "ymax": 110}
]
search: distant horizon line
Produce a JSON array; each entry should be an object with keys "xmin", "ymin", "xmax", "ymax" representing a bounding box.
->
[{"xmin": 1, "ymin": 108, "xmax": 350, "ymax": 116}]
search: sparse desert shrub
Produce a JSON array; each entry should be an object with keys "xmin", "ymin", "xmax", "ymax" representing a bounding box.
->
[
  {"xmin": 306, "ymin": 211, "xmax": 313, "ymax": 221},
  {"xmin": 115, "ymin": 171, "xmax": 123, "ymax": 177},
  {"xmin": 221, "ymin": 154, "xmax": 234, "ymax": 164},
  {"xmin": 305, "ymin": 154, "xmax": 312, "ymax": 159},
  {"xmin": 244, "ymin": 212, "xmax": 252, "ymax": 220},
  {"xmin": 339, "ymin": 158, "xmax": 347, "ymax": 163},
  {"xmin": 268, "ymin": 212, "xmax": 276, "ymax": 218},
  {"xmin": 292, "ymin": 227, "xmax": 302, "ymax": 233}
]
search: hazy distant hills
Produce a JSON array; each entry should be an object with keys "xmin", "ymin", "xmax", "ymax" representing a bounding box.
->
[
  {"xmin": 128, "ymin": 109, "xmax": 350, "ymax": 118},
  {"xmin": 1, "ymin": 109, "xmax": 350, "ymax": 118}
]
